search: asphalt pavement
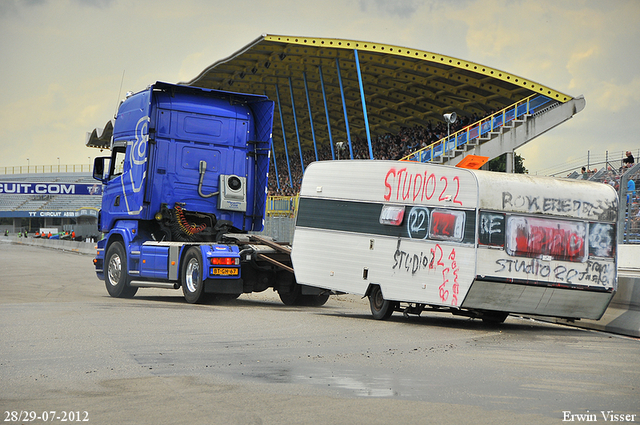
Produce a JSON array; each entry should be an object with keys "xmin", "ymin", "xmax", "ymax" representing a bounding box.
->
[{"xmin": 1, "ymin": 241, "xmax": 638, "ymax": 425}]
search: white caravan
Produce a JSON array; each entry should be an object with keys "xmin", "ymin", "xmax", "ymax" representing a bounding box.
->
[{"xmin": 291, "ymin": 160, "xmax": 618, "ymax": 322}]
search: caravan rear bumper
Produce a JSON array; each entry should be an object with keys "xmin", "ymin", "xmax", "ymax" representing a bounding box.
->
[{"xmin": 461, "ymin": 278, "xmax": 615, "ymax": 320}]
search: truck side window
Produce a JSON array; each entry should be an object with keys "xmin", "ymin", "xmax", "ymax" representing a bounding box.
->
[{"xmin": 110, "ymin": 146, "xmax": 126, "ymax": 180}]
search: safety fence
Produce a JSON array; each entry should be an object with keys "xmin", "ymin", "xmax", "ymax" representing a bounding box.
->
[
  {"xmin": 1, "ymin": 234, "xmax": 97, "ymax": 255},
  {"xmin": 266, "ymin": 195, "xmax": 299, "ymax": 217},
  {"xmin": 567, "ymin": 162, "xmax": 640, "ymax": 244},
  {"xmin": 401, "ymin": 94, "xmax": 554, "ymax": 163}
]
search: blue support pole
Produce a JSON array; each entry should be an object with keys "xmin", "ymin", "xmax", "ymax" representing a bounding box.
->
[
  {"xmin": 275, "ymin": 84, "xmax": 293, "ymax": 191},
  {"xmin": 264, "ymin": 90, "xmax": 280, "ymax": 192},
  {"xmin": 271, "ymin": 147, "xmax": 280, "ymax": 192},
  {"xmin": 318, "ymin": 65, "xmax": 335, "ymax": 160},
  {"xmin": 354, "ymin": 49, "xmax": 374, "ymax": 160},
  {"xmin": 288, "ymin": 77, "xmax": 305, "ymax": 173},
  {"xmin": 336, "ymin": 58, "xmax": 354, "ymax": 160},
  {"xmin": 303, "ymin": 72, "xmax": 319, "ymax": 162}
]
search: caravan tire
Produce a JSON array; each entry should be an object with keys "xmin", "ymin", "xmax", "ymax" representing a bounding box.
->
[
  {"xmin": 481, "ymin": 311, "xmax": 509, "ymax": 324},
  {"xmin": 368, "ymin": 285, "xmax": 395, "ymax": 320}
]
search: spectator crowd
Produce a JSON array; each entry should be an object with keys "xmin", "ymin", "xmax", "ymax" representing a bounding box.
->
[
  {"xmin": 267, "ymin": 117, "xmax": 479, "ymax": 196},
  {"xmin": 577, "ymin": 151, "xmax": 639, "ymax": 241},
  {"xmin": 265, "ymin": 114, "xmax": 640, "ymax": 242}
]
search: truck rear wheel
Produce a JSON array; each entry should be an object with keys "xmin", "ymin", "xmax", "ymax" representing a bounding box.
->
[
  {"xmin": 300, "ymin": 293, "xmax": 330, "ymax": 307},
  {"xmin": 182, "ymin": 247, "xmax": 207, "ymax": 304},
  {"xmin": 368, "ymin": 285, "xmax": 395, "ymax": 320},
  {"xmin": 105, "ymin": 241, "xmax": 137, "ymax": 298},
  {"xmin": 216, "ymin": 293, "xmax": 241, "ymax": 302},
  {"xmin": 278, "ymin": 282, "xmax": 302, "ymax": 306},
  {"xmin": 279, "ymin": 288, "xmax": 330, "ymax": 307}
]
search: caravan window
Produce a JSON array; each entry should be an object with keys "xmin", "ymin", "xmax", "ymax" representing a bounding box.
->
[
  {"xmin": 479, "ymin": 211, "xmax": 615, "ymax": 262},
  {"xmin": 505, "ymin": 216, "xmax": 587, "ymax": 262},
  {"xmin": 588, "ymin": 223, "xmax": 615, "ymax": 258},
  {"xmin": 429, "ymin": 209, "xmax": 466, "ymax": 242},
  {"xmin": 478, "ymin": 212, "xmax": 505, "ymax": 247},
  {"xmin": 400, "ymin": 206, "xmax": 471, "ymax": 243}
]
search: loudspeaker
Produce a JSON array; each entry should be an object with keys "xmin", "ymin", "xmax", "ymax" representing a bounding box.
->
[{"xmin": 443, "ymin": 112, "xmax": 457, "ymax": 124}]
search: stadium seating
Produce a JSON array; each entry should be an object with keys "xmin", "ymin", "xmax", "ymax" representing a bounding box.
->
[{"xmin": 0, "ymin": 173, "xmax": 102, "ymax": 213}]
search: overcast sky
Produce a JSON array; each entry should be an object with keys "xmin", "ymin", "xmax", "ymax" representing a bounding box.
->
[{"xmin": 1, "ymin": 0, "xmax": 638, "ymax": 175}]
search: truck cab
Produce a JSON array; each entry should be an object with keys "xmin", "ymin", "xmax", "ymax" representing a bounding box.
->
[{"xmin": 92, "ymin": 82, "xmax": 327, "ymax": 306}]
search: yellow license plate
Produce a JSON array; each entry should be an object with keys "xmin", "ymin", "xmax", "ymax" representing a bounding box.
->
[{"xmin": 210, "ymin": 267, "xmax": 239, "ymax": 276}]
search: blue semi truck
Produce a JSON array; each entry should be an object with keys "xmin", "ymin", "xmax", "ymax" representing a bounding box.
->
[{"xmin": 92, "ymin": 82, "xmax": 328, "ymax": 306}]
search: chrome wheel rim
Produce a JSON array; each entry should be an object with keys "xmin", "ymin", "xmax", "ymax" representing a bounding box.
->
[
  {"xmin": 185, "ymin": 258, "xmax": 200, "ymax": 293},
  {"xmin": 108, "ymin": 255, "xmax": 121, "ymax": 287}
]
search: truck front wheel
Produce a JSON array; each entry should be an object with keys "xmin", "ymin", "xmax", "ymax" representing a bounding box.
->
[
  {"xmin": 368, "ymin": 285, "xmax": 395, "ymax": 320},
  {"xmin": 105, "ymin": 241, "xmax": 137, "ymax": 298},
  {"xmin": 182, "ymin": 247, "xmax": 207, "ymax": 304}
]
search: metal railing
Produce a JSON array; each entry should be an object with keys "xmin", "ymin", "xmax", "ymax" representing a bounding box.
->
[
  {"xmin": 617, "ymin": 164, "xmax": 640, "ymax": 244},
  {"xmin": 401, "ymin": 94, "xmax": 554, "ymax": 163},
  {"xmin": 0, "ymin": 164, "xmax": 93, "ymax": 175},
  {"xmin": 266, "ymin": 195, "xmax": 299, "ymax": 217},
  {"xmin": 569, "ymin": 162, "xmax": 640, "ymax": 244}
]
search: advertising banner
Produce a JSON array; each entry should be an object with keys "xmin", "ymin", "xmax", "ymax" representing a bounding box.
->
[{"xmin": 0, "ymin": 182, "xmax": 102, "ymax": 195}]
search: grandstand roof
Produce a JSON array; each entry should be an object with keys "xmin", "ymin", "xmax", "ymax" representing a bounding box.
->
[
  {"xmin": 85, "ymin": 119, "xmax": 112, "ymax": 149},
  {"xmin": 87, "ymin": 34, "xmax": 574, "ymax": 151}
]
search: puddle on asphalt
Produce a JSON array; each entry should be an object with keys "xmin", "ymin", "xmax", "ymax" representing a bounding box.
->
[{"xmin": 237, "ymin": 365, "xmax": 423, "ymax": 398}]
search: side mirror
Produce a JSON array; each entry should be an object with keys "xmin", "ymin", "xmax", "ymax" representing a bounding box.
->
[{"xmin": 92, "ymin": 157, "xmax": 111, "ymax": 183}]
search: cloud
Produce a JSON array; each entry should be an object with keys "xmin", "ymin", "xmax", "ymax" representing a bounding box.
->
[
  {"xmin": 0, "ymin": 0, "xmax": 639, "ymax": 173},
  {"xmin": 73, "ymin": 0, "xmax": 115, "ymax": 7},
  {"xmin": 358, "ymin": 0, "xmax": 421, "ymax": 18},
  {"xmin": 593, "ymin": 77, "xmax": 640, "ymax": 113}
]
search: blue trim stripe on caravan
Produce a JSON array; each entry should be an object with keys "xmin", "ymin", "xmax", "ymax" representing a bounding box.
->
[{"xmin": 296, "ymin": 197, "xmax": 476, "ymax": 243}]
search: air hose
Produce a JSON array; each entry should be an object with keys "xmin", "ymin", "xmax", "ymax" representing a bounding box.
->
[
  {"xmin": 198, "ymin": 160, "xmax": 219, "ymax": 198},
  {"xmin": 174, "ymin": 204, "xmax": 207, "ymax": 236}
]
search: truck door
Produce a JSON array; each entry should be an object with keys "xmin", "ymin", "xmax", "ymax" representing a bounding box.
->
[{"xmin": 101, "ymin": 87, "xmax": 153, "ymax": 227}]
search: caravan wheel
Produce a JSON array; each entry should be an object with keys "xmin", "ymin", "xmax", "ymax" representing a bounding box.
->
[
  {"xmin": 481, "ymin": 311, "xmax": 509, "ymax": 324},
  {"xmin": 368, "ymin": 285, "xmax": 395, "ymax": 320}
]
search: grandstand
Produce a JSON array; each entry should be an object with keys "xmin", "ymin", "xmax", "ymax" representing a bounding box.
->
[
  {"xmin": 0, "ymin": 172, "xmax": 102, "ymax": 239},
  {"xmin": 11, "ymin": 35, "xmax": 638, "ymax": 243},
  {"xmin": 3, "ymin": 153, "xmax": 637, "ymax": 243},
  {"xmin": 88, "ymin": 35, "xmax": 586, "ymax": 196}
]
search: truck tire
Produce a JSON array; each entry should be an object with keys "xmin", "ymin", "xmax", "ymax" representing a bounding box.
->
[
  {"xmin": 300, "ymin": 293, "xmax": 330, "ymax": 307},
  {"xmin": 216, "ymin": 293, "xmax": 241, "ymax": 302},
  {"xmin": 278, "ymin": 282, "xmax": 302, "ymax": 306},
  {"xmin": 368, "ymin": 285, "xmax": 395, "ymax": 320},
  {"xmin": 279, "ymin": 287, "xmax": 329, "ymax": 307},
  {"xmin": 105, "ymin": 241, "xmax": 137, "ymax": 298},
  {"xmin": 182, "ymin": 246, "xmax": 207, "ymax": 304}
]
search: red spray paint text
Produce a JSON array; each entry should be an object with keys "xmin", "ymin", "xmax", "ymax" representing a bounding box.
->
[{"xmin": 383, "ymin": 167, "xmax": 463, "ymax": 206}]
